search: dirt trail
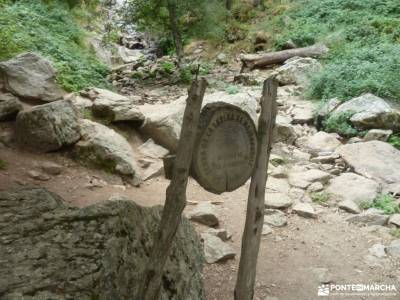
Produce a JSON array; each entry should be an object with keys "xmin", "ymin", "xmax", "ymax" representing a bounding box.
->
[{"xmin": 1, "ymin": 140, "xmax": 399, "ymax": 300}]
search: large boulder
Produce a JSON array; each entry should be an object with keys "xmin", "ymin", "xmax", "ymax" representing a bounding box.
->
[
  {"xmin": 0, "ymin": 92, "xmax": 23, "ymax": 121},
  {"xmin": 16, "ymin": 100, "xmax": 81, "ymax": 152},
  {"xmin": 0, "ymin": 52, "xmax": 64, "ymax": 102},
  {"xmin": 140, "ymin": 91, "xmax": 258, "ymax": 152},
  {"xmin": 274, "ymin": 57, "xmax": 322, "ymax": 86},
  {"xmin": 0, "ymin": 187, "xmax": 204, "ymax": 300},
  {"xmin": 295, "ymin": 131, "xmax": 341, "ymax": 155},
  {"xmin": 337, "ymin": 141, "xmax": 400, "ymax": 185},
  {"xmin": 91, "ymin": 88, "xmax": 145, "ymax": 123},
  {"xmin": 333, "ymin": 93, "xmax": 400, "ymax": 131},
  {"xmin": 326, "ymin": 173, "xmax": 381, "ymax": 207},
  {"xmin": 74, "ymin": 119, "xmax": 140, "ymax": 184}
]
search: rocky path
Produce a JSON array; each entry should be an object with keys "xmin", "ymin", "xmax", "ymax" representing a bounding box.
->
[{"xmin": 1, "ymin": 43, "xmax": 400, "ymax": 298}]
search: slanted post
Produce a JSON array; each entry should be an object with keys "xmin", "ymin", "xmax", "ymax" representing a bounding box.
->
[
  {"xmin": 138, "ymin": 77, "xmax": 208, "ymax": 300},
  {"xmin": 234, "ymin": 78, "xmax": 278, "ymax": 300}
]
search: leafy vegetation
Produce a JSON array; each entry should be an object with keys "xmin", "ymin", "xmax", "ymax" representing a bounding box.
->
[
  {"xmin": 388, "ymin": 134, "xmax": 400, "ymax": 150},
  {"xmin": 264, "ymin": 0, "xmax": 400, "ymax": 102},
  {"xmin": 225, "ymin": 85, "xmax": 240, "ymax": 95},
  {"xmin": 322, "ymin": 112, "xmax": 360, "ymax": 138},
  {"xmin": 311, "ymin": 192, "xmax": 329, "ymax": 205},
  {"xmin": 362, "ymin": 194, "xmax": 400, "ymax": 215},
  {"xmin": 0, "ymin": 0, "xmax": 108, "ymax": 92},
  {"xmin": 390, "ymin": 229, "xmax": 400, "ymax": 238}
]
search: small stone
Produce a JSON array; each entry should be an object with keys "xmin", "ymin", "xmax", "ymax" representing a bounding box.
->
[
  {"xmin": 270, "ymin": 165, "xmax": 287, "ymax": 178},
  {"xmin": 388, "ymin": 214, "xmax": 400, "ymax": 227},
  {"xmin": 216, "ymin": 53, "xmax": 228, "ymax": 65},
  {"xmin": 265, "ymin": 193, "xmax": 293, "ymax": 209},
  {"xmin": 202, "ymin": 234, "xmax": 236, "ymax": 263},
  {"xmin": 307, "ymin": 182, "xmax": 324, "ymax": 193},
  {"xmin": 262, "ymin": 224, "xmax": 273, "ymax": 236},
  {"xmin": 346, "ymin": 213, "xmax": 388, "ymax": 226},
  {"xmin": 138, "ymin": 138, "xmax": 169, "ymax": 159},
  {"xmin": 338, "ymin": 200, "xmax": 361, "ymax": 214},
  {"xmin": 289, "ymin": 169, "xmax": 330, "ymax": 189},
  {"xmin": 41, "ymin": 161, "xmax": 63, "ymax": 175},
  {"xmin": 204, "ymin": 228, "xmax": 231, "ymax": 241},
  {"xmin": 385, "ymin": 240, "xmax": 400, "ymax": 258},
  {"xmin": 292, "ymin": 203, "xmax": 317, "ymax": 219},
  {"xmin": 189, "ymin": 202, "xmax": 219, "ymax": 226},
  {"xmin": 142, "ymin": 161, "xmax": 164, "ymax": 181},
  {"xmin": 311, "ymin": 267, "xmax": 333, "ymax": 284},
  {"xmin": 264, "ymin": 209, "xmax": 287, "ymax": 227},
  {"xmin": 27, "ymin": 170, "xmax": 50, "ymax": 181},
  {"xmin": 364, "ymin": 129, "xmax": 393, "ymax": 142},
  {"xmin": 310, "ymin": 153, "xmax": 340, "ymax": 164},
  {"xmin": 368, "ymin": 244, "xmax": 387, "ymax": 258}
]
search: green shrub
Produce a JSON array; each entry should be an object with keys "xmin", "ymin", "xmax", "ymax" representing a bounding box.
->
[
  {"xmin": 363, "ymin": 194, "xmax": 400, "ymax": 215},
  {"xmin": 0, "ymin": 1, "xmax": 108, "ymax": 92},
  {"xmin": 388, "ymin": 134, "xmax": 400, "ymax": 150},
  {"xmin": 311, "ymin": 192, "xmax": 329, "ymax": 205},
  {"xmin": 267, "ymin": 0, "xmax": 400, "ymax": 102},
  {"xmin": 161, "ymin": 61, "xmax": 176, "ymax": 74},
  {"xmin": 322, "ymin": 112, "xmax": 359, "ymax": 138},
  {"xmin": 225, "ymin": 84, "xmax": 240, "ymax": 95}
]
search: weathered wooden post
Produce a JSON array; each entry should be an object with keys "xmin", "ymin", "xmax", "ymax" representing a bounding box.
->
[
  {"xmin": 234, "ymin": 78, "xmax": 278, "ymax": 300},
  {"xmin": 139, "ymin": 77, "xmax": 208, "ymax": 300}
]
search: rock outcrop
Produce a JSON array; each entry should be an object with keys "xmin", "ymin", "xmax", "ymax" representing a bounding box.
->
[
  {"xmin": 0, "ymin": 92, "xmax": 23, "ymax": 121},
  {"xmin": 15, "ymin": 100, "xmax": 81, "ymax": 152},
  {"xmin": 0, "ymin": 52, "xmax": 64, "ymax": 102},
  {"xmin": 74, "ymin": 119, "xmax": 140, "ymax": 184},
  {"xmin": 0, "ymin": 187, "xmax": 205, "ymax": 300}
]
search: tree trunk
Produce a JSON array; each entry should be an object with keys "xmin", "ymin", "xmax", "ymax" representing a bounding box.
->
[
  {"xmin": 167, "ymin": 0, "xmax": 184, "ymax": 67},
  {"xmin": 226, "ymin": 0, "xmax": 233, "ymax": 10},
  {"xmin": 138, "ymin": 78, "xmax": 208, "ymax": 300},
  {"xmin": 234, "ymin": 78, "xmax": 278, "ymax": 300},
  {"xmin": 241, "ymin": 44, "xmax": 329, "ymax": 71}
]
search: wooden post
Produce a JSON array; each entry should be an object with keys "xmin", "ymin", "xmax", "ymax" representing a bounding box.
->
[
  {"xmin": 234, "ymin": 78, "xmax": 278, "ymax": 300},
  {"xmin": 138, "ymin": 78, "xmax": 208, "ymax": 300}
]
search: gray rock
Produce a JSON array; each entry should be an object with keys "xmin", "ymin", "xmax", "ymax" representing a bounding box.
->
[
  {"xmin": 138, "ymin": 138, "xmax": 169, "ymax": 159},
  {"xmin": 189, "ymin": 202, "xmax": 219, "ymax": 227},
  {"xmin": 346, "ymin": 213, "xmax": 389, "ymax": 226},
  {"xmin": 274, "ymin": 57, "xmax": 322, "ymax": 86},
  {"xmin": 40, "ymin": 161, "xmax": 63, "ymax": 175},
  {"xmin": 204, "ymin": 228, "xmax": 231, "ymax": 241},
  {"xmin": 311, "ymin": 267, "xmax": 333, "ymax": 284},
  {"xmin": 368, "ymin": 244, "xmax": 387, "ymax": 258},
  {"xmin": 0, "ymin": 52, "xmax": 63, "ymax": 102},
  {"xmin": 292, "ymin": 203, "xmax": 317, "ymax": 219},
  {"xmin": 307, "ymin": 182, "xmax": 324, "ymax": 193},
  {"xmin": 326, "ymin": 173, "xmax": 381, "ymax": 207},
  {"xmin": 216, "ymin": 53, "xmax": 228, "ymax": 65},
  {"xmin": 338, "ymin": 200, "xmax": 361, "ymax": 214},
  {"xmin": 27, "ymin": 170, "xmax": 50, "ymax": 181},
  {"xmin": 233, "ymin": 73, "xmax": 262, "ymax": 86},
  {"xmin": 16, "ymin": 100, "xmax": 81, "ymax": 152},
  {"xmin": 202, "ymin": 233, "xmax": 235, "ymax": 264},
  {"xmin": 295, "ymin": 131, "xmax": 341, "ymax": 155},
  {"xmin": 142, "ymin": 161, "xmax": 164, "ymax": 181},
  {"xmin": 291, "ymin": 104, "xmax": 315, "ymax": 124},
  {"xmin": 274, "ymin": 114, "xmax": 298, "ymax": 144},
  {"xmin": 118, "ymin": 46, "xmax": 144, "ymax": 63},
  {"xmin": 364, "ymin": 129, "xmax": 393, "ymax": 142},
  {"xmin": 310, "ymin": 153, "xmax": 339, "ymax": 164},
  {"xmin": 74, "ymin": 119, "xmax": 140, "ymax": 183},
  {"xmin": 0, "ymin": 187, "xmax": 204, "ymax": 299},
  {"xmin": 316, "ymin": 98, "xmax": 341, "ymax": 120},
  {"xmin": 337, "ymin": 141, "xmax": 400, "ymax": 185},
  {"xmin": 141, "ymin": 91, "xmax": 258, "ymax": 152},
  {"xmin": 0, "ymin": 93, "xmax": 23, "ymax": 121},
  {"xmin": 265, "ymin": 193, "xmax": 293, "ymax": 209},
  {"xmin": 288, "ymin": 169, "xmax": 331, "ymax": 189},
  {"xmin": 388, "ymin": 214, "xmax": 400, "ymax": 227},
  {"xmin": 264, "ymin": 209, "xmax": 287, "ymax": 227},
  {"xmin": 333, "ymin": 93, "xmax": 400, "ymax": 131},
  {"xmin": 91, "ymin": 88, "xmax": 145, "ymax": 123},
  {"xmin": 262, "ymin": 224, "xmax": 273, "ymax": 236},
  {"xmin": 385, "ymin": 240, "xmax": 400, "ymax": 258}
]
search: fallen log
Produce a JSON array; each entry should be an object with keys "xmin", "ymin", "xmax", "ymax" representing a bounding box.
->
[{"xmin": 240, "ymin": 43, "xmax": 329, "ymax": 71}]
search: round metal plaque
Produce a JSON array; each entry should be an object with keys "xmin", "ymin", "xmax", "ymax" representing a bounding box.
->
[{"xmin": 192, "ymin": 102, "xmax": 258, "ymax": 194}]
